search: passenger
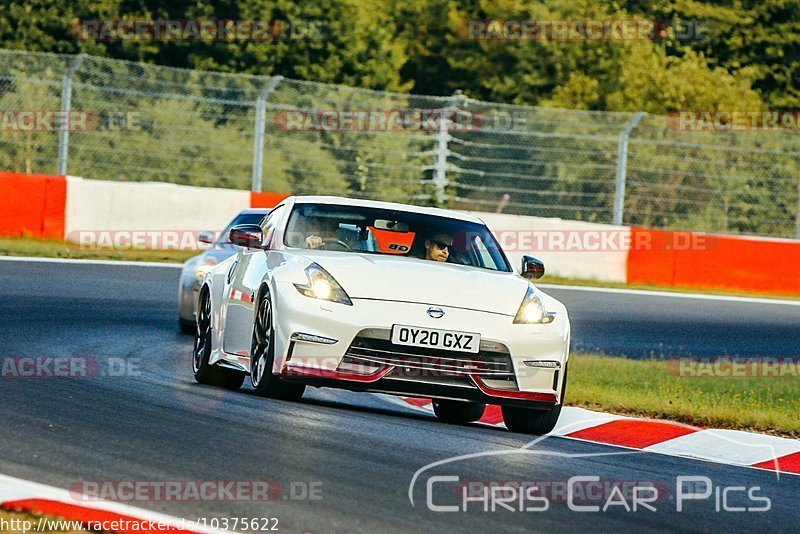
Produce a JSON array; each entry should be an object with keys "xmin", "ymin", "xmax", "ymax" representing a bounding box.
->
[{"xmin": 424, "ymin": 233, "xmax": 453, "ymax": 262}]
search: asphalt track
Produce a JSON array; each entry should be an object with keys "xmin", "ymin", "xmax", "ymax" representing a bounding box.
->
[{"xmin": 0, "ymin": 259, "xmax": 798, "ymax": 533}]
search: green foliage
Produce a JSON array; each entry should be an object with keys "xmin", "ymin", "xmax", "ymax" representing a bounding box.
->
[
  {"xmin": 2, "ymin": 0, "xmax": 796, "ymax": 110},
  {"xmin": 0, "ymin": 76, "xmax": 61, "ymax": 174},
  {"xmin": 0, "ymin": 0, "xmax": 410, "ymax": 91},
  {"xmin": 633, "ymin": 0, "xmax": 800, "ymax": 109}
]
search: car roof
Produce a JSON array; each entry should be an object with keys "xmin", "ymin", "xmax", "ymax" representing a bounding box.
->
[
  {"xmin": 236, "ymin": 208, "xmax": 271, "ymax": 215},
  {"xmin": 287, "ymin": 196, "xmax": 484, "ymax": 224}
]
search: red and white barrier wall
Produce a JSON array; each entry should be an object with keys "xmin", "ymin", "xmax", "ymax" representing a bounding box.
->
[
  {"xmin": 475, "ymin": 212, "xmax": 630, "ymax": 283},
  {"xmin": 64, "ymin": 177, "xmax": 252, "ymax": 235},
  {"xmin": 627, "ymin": 228, "xmax": 800, "ymax": 294},
  {"xmin": 0, "ymin": 171, "xmax": 67, "ymax": 239},
  {"xmin": 2, "ymin": 171, "xmax": 799, "ymax": 295}
]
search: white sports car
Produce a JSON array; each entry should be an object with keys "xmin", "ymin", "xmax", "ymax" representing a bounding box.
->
[{"xmin": 193, "ymin": 196, "xmax": 570, "ymax": 434}]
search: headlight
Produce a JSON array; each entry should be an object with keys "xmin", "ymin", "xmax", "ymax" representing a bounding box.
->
[
  {"xmin": 194, "ymin": 261, "xmax": 216, "ymax": 281},
  {"xmin": 294, "ymin": 264, "xmax": 353, "ymax": 306},
  {"xmin": 513, "ymin": 285, "xmax": 555, "ymax": 324}
]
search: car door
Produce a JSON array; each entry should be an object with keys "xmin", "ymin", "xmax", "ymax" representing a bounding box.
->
[{"xmin": 222, "ymin": 205, "xmax": 285, "ymax": 357}]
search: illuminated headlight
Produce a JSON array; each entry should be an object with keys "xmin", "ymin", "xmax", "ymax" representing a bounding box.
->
[
  {"xmin": 513, "ymin": 285, "xmax": 555, "ymax": 324},
  {"xmin": 194, "ymin": 265, "xmax": 213, "ymax": 279},
  {"xmin": 294, "ymin": 263, "xmax": 353, "ymax": 306},
  {"xmin": 311, "ymin": 279, "xmax": 332, "ymax": 300},
  {"xmin": 194, "ymin": 260, "xmax": 217, "ymax": 281}
]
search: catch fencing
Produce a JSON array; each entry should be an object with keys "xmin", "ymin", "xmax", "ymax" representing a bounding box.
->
[{"xmin": 1, "ymin": 49, "xmax": 798, "ymax": 238}]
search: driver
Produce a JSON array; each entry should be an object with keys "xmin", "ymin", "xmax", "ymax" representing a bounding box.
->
[
  {"xmin": 305, "ymin": 216, "xmax": 342, "ymax": 249},
  {"xmin": 424, "ymin": 233, "xmax": 453, "ymax": 262}
]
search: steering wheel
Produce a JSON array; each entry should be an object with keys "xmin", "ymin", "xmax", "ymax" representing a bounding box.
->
[{"xmin": 321, "ymin": 238, "xmax": 352, "ymax": 251}]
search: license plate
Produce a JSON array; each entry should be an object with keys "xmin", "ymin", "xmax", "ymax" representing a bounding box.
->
[{"xmin": 391, "ymin": 325, "xmax": 481, "ymax": 353}]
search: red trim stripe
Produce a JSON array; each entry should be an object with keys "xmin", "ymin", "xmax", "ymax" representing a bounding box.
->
[
  {"xmin": 751, "ymin": 452, "xmax": 800, "ymax": 474},
  {"xmin": 283, "ymin": 363, "xmax": 392, "ymax": 383},
  {"xmin": 567, "ymin": 419, "xmax": 698, "ymax": 449},
  {"xmin": 470, "ymin": 376, "xmax": 558, "ymax": 403},
  {"xmin": 0, "ymin": 499, "xmax": 198, "ymax": 534}
]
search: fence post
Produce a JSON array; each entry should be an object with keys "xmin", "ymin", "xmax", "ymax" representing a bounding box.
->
[
  {"xmin": 432, "ymin": 92, "xmax": 463, "ymax": 206},
  {"xmin": 252, "ymin": 75, "xmax": 284, "ymax": 192},
  {"xmin": 796, "ymin": 178, "xmax": 800, "ymax": 239},
  {"xmin": 57, "ymin": 54, "xmax": 86, "ymax": 176},
  {"xmin": 432, "ymin": 107, "xmax": 450, "ymax": 206},
  {"xmin": 613, "ymin": 112, "xmax": 646, "ymax": 226}
]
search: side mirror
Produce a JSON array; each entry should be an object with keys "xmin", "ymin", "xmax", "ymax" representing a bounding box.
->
[
  {"xmin": 229, "ymin": 224, "xmax": 264, "ymax": 249},
  {"xmin": 198, "ymin": 231, "xmax": 216, "ymax": 244},
  {"xmin": 521, "ymin": 255, "xmax": 545, "ymax": 280}
]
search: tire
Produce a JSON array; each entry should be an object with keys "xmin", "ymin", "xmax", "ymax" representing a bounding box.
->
[
  {"xmin": 432, "ymin": 399, "xmax": 486, "ymax": 424},
  {"xmin": 250, "ymin": 288, "xmax": 305, "ymax": 401},
  {"xmin": 179, "ymin": 318, "xmax": 195, "ymax": 335},
  {"xmin": 192, "ymin": 288, "xmax": 245, "ymax": 390},
  {"xmin": 502, "ymin": 362, "xmax": 568, "ymax": 435}
]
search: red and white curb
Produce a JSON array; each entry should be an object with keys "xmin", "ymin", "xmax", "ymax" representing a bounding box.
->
[
  {"xmin": 389, "ymin": 398, "xmax": 800, "ymax": 476},
  {"xmin": 0, "ymin": 474, "xmax": 224, "ymax": 534}
]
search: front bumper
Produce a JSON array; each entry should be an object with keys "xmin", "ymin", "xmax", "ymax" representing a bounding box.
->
[{"xmin": 272, "ymin": 282, "xmax": 570, "ymax": 407}]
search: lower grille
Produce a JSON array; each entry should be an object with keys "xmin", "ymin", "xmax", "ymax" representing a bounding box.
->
[{"xmin": 343, "ymin": 330, "xmax": 515, "ymax": 379}]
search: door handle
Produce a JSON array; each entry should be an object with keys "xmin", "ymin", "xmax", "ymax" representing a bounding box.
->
[{"xmin": 227, "ymin": 260, "xmax": 238, "ymax": 284}]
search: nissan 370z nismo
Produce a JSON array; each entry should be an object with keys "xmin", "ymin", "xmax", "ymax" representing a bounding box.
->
[{"xmin": 192, "ymin": 196, "xmax": 570, "ymax": 434}]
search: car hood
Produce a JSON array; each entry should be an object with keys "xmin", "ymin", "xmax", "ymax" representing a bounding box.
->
[
  {"xmin": 297, "ymin": 251, "xmax": 530, "ymax": 315},
  {"xmin": 183, "ymin": 244, "xmax": 239, "ymax": 267}
]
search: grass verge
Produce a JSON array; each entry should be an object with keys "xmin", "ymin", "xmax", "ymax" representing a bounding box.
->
[
  {"xmin": 568, "ymin": 352, "xmax": 800, "ymax": 438},
  {"xmin": 0, "ymin": 237, "xmax": 195, "ymax": 263},
  {"xmin": 0, "ymin": 509, "xmax": 90, "ymax": 533}
]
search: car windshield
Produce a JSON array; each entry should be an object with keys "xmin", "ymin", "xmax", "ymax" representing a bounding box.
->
[
  {"xmin": 218, "ymin": 213, "xmax": 267, "ymax": 244},
  {"xmin": 284, "ymin": 203, "xmax": 511, "ymax": 272}
]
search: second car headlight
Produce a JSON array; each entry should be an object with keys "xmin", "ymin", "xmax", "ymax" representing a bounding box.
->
[
  {"xmin": 514, "ymin": 285, "xmax": 555, "ymax": 324},
  {"xmin": 194, "ymin": 261, "xmax": 216, "ymax": 281},
  {"xmin": 189, "ymin": 258, "xmax": 217, "ymax": 285},
  {"xmin": 294, "ymin": 263, "xmax": 353, "ymax": 306}
]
